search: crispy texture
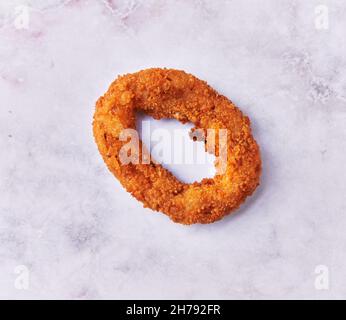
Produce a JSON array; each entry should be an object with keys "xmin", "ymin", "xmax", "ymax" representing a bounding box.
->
[{"xmin": 93, "ymin": 68, "xmax": 261, "ymax": 224}]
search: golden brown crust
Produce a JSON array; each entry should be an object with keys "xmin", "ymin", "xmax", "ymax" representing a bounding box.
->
[{"xmin": 93, "ymin": 68, "xmax": 261, "ymax": 224}]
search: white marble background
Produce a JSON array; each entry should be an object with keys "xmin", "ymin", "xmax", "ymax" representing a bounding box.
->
[{"xmin": 0, "ymin": 0, "xmax": 346, "ymax": 299}]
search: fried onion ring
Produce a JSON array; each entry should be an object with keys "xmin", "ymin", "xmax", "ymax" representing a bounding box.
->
[{"xmin": 93, "ymin": 68, "xmax": 261, "ymax": 224}]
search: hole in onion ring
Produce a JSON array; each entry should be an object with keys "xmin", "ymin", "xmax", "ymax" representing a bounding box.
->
[{"xmin": 136, "ymin": 112, "xmax": 216, "ymax": 184}]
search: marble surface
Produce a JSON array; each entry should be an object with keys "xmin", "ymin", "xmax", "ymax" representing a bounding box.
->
[{"xmin": 1, "ymin": 0, "xmax": 346, "ymax": 299}]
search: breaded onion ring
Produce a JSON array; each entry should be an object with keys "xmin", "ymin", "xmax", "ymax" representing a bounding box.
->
[{"xmin": 93, "ymin": 68, "xmax": 261, "ymax": 224}]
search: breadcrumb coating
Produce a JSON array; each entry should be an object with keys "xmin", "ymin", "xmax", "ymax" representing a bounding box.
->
[{"xmin": 93, "ymin": 68, "xmax": 261, "ymax": 224}]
